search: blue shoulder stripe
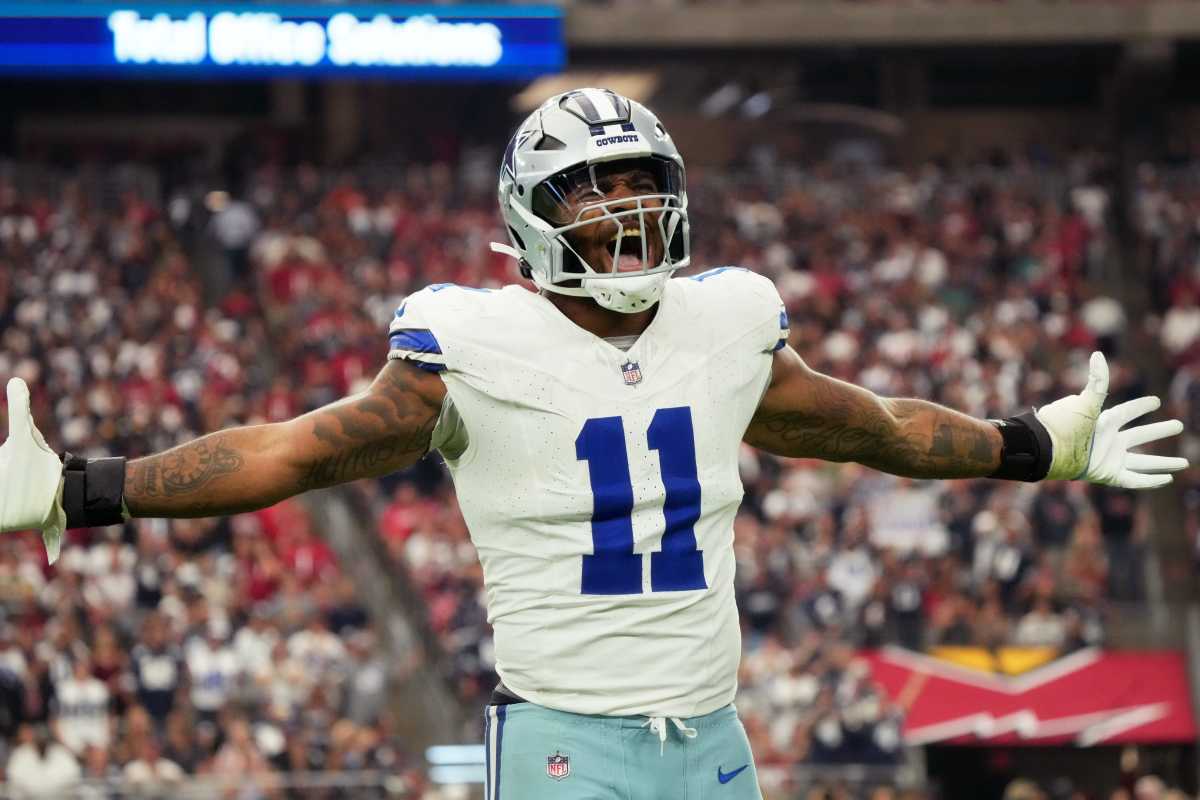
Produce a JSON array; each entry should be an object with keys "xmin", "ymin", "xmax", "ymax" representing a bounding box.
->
[
  {"xmin": 389, "ymin": 328, "xmax": 442, "ymax": 355},
  {"xmin": 689, "ymin": 266, "xmax": 747, "ymax": 282},
  {"xmin": 772, "ymin": 308, "xmax": 790, "ymax": 351},
  {"xmin": 428, "ymin": 283, "xmax": 493, "ymax": 294}
]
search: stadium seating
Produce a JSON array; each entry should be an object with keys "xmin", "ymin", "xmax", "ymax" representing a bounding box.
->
[{"xmin": 0, "ymin": 149, "xmax": 1192, "ymax": 798}]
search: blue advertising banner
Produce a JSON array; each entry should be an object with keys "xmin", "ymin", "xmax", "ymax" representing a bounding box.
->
[{"xmin": 0, "ymin": 3, "xmax": 564, "ymax": 79}]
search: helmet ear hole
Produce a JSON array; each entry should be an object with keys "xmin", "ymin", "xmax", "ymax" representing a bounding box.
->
[{"xmin": 518, "ymin": 260, "xmax": 533, "ymax": 279}]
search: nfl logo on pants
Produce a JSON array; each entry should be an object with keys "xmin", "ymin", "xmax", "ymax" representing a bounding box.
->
[{"xmin": 547, "ymin": 752, "xmax": 570, "ymax": 780}]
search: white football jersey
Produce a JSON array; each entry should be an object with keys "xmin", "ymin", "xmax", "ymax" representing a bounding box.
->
[{"xmin": 388, "ymin": 267, "xmax": 787, "ymax": 717}]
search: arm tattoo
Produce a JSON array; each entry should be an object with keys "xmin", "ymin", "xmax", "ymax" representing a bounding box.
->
[
  {"xmin": 127, "ymin": 438, "xmax": 244, "ymax": 499},
  {"xmin": 758, "ymin": 409, "xmax": 895, "ymax": 458},
  {"xmin": 298, "ymin": 361, "xmax": 440, "ymax": 491},
  {"xmin": 928, "ymin": 415, "xmax": 998, "ymax": 465},
  {"xmin": 127, "ymin": 462, "xmax": 160, "ymax": 498},
  {"xmin": 751, "ymin": 380, "xmax": 1000, "ymax": 479},
  {"xmin": 160, "ymin": 438, "xmax": 244, "ymax": 494},
  {"xmin": 300, "ymin": 418, "xmax": 436, "ymax": 490},
  {"xmin": 894, "ymin": 403, "xmax": 1000, "ymax": 476},
  {"xmin": 124, "ymin": 361, "xmax": 443, "ymax": 518}
]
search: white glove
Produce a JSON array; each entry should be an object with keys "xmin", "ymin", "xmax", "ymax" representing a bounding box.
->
[
  {"xmin": 0, "ymin": 378, "xmax": 66, "ymax": 562},
  {"xmin": 1035, "ymin": 351, "xmax": 1189, "ymax": 488}
]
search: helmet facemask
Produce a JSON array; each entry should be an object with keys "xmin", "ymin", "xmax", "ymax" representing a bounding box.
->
[{"xmin": 528, "ymin": 157, "xmax": 690, "ymax": 312}]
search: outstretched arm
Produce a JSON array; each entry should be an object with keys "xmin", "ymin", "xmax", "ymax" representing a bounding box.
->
[
  {"xmin": 744, "ymin": 346, "xmax": 1001, "ymax": 479},
  {"xmin": 746, "ymin": 347, "xmax": 1188, "ymax": 486},
  {"xmin": 124, "ymin": 359, "xmax": 446, "ymax": 518}
]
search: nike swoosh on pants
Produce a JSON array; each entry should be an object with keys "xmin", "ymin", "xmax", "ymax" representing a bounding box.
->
[{"xmin": 717, "ymin": 764, "xmax": 748, "ymax": 784}]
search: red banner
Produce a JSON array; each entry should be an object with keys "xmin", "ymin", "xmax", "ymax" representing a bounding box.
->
[{"xmin": 862, "ymin": 647, "xmax": 1197, "ymax": 746}]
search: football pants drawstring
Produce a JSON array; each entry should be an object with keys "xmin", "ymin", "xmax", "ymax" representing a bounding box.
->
[{"xmin": 641, "ymin": 716, "xmax": 698, "ymax": 757}]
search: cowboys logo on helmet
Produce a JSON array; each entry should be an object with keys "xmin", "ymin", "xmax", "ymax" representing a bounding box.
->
[{"xmin": 492, "ymin": 88, "xmax": 690, "ymax": 314}]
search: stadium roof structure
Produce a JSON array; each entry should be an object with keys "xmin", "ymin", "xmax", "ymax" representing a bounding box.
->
[{"xmin": 567, "ymin": 1, "xmax": 1200, "ymax": 48}]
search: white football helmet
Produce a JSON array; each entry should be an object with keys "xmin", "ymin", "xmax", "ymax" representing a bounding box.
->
[{"xmin": 492, "ymin": 88, "xmax": 690, "ymax": 314}]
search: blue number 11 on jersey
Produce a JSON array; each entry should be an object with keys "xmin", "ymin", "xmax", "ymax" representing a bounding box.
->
[{"xmin": 575, "ymin": 406, "xmax": 707, "ymax": 595}]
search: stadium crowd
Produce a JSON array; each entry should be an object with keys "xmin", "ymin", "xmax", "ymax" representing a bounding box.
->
[
  {"xmin": 0, "ymin": 141, "xmax": 1189, "ymax": 799},
  {"xmin": 0, "ymin": 171, "xmax": 421, "ymax": 798},
  {"xmin": 1139, "ymin": 162, "xmax": 1200, "ymax": 577}
]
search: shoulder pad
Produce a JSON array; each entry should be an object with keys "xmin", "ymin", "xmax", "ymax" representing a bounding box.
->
[
  {"xmin": 387, "ymin": 284, "xmax": 496, "ymax": 373},
  {"xmin": 685, "ymin": 267, "xmax": 788, "ymax": 353}
]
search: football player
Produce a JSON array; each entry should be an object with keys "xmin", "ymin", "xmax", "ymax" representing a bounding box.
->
[{"xmin": 0, "ymin": 89, "xmax": 1188, "ymax": 800}]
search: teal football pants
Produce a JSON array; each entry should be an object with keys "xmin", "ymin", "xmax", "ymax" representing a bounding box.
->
[{"xmin": 483, "ymin": 702, "xmax": 762, "ymax": 800}]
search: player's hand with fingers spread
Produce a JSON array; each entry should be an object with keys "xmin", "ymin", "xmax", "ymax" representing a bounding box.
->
[
  {"xmin": 0, "ymin": 378, "xmax": 66, "ymax": 562},
  {"xmin": 1034, "ymin": 351, "xmax": 1189, "ymax": 489}
]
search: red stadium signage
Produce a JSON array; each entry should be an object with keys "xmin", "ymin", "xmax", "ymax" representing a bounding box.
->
[{"xmin": 862, "ymin": 647, "xmax": 1197, "ymax": 746}]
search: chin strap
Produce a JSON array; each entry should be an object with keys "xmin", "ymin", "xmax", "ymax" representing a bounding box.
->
[
  {"xmin": 489, "ymin": 242, "xmax": 536, "ymax": 280},
  {"xmin": 489, "ymin": 242, "xmax": 520, "ymax": 259},
  {"xmin": 490, "ymin": 240, "xmax": 668, "ymax": 306}
]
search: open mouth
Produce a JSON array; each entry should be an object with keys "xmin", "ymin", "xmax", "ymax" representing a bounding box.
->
[{"xmin": 606, "ymin": 227, "xmax": 649, "ymax": 272}]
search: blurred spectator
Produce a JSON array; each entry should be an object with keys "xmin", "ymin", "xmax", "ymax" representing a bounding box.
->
[
  {"xmin": 131, "ymin": 613, "xmax": 183, "ymax": 727},
  {"xmin": 343, "ymin": 630, "xmax": 388, "ymax": 726},
  {"xmin": 210, "ymin": 717, "xmax": 276, "ymax": 799},
  {"xmin": 184, "ymin": 620, "xmax": 238, "ymax": 724},
  {"xmin": 232, "ymin": 606, "xmax": 279, "ymax": 679},
  {"xmin": 78, "ymin": 745, "xmax": 120, "ymax": 800},
  {"xmin": 121, "ymin": 737, "xmax": 184, "ymax": 795},
  {"xmin": 1013, "ymin": 597, "xmax": 1066, "ymax": 647},
  {"xmin": 287, "ymin": 615, "xmax": 347, "ymax": 686},
  {"xmin": 6, "ymin": 724, "xmax": 81, "ymax": 798},
  {"xmin": 207, "ymin": 191, "xmax": 260, "ymax": 286},
  {"xmin": 52, "ymin": 658, "xmax": 111, "ymax": 756}
]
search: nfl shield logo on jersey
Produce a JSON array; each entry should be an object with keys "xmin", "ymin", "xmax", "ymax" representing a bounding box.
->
[
  {"xmin": 621, "ymin": 361, "xmax": 643, "ymax": 386},
  {"xmin": 547, "ymin": 752, "xmax": 570, "ymax": 780}
]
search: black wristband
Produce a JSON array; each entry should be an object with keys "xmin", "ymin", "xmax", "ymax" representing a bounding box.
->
[
  {"xmin": 61, "ymin": 453, "xmax": 127, "ymax": 528},
  {"xmin": 987, "ymin": 411, "xmax": 1053, "ymax": 482}
]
